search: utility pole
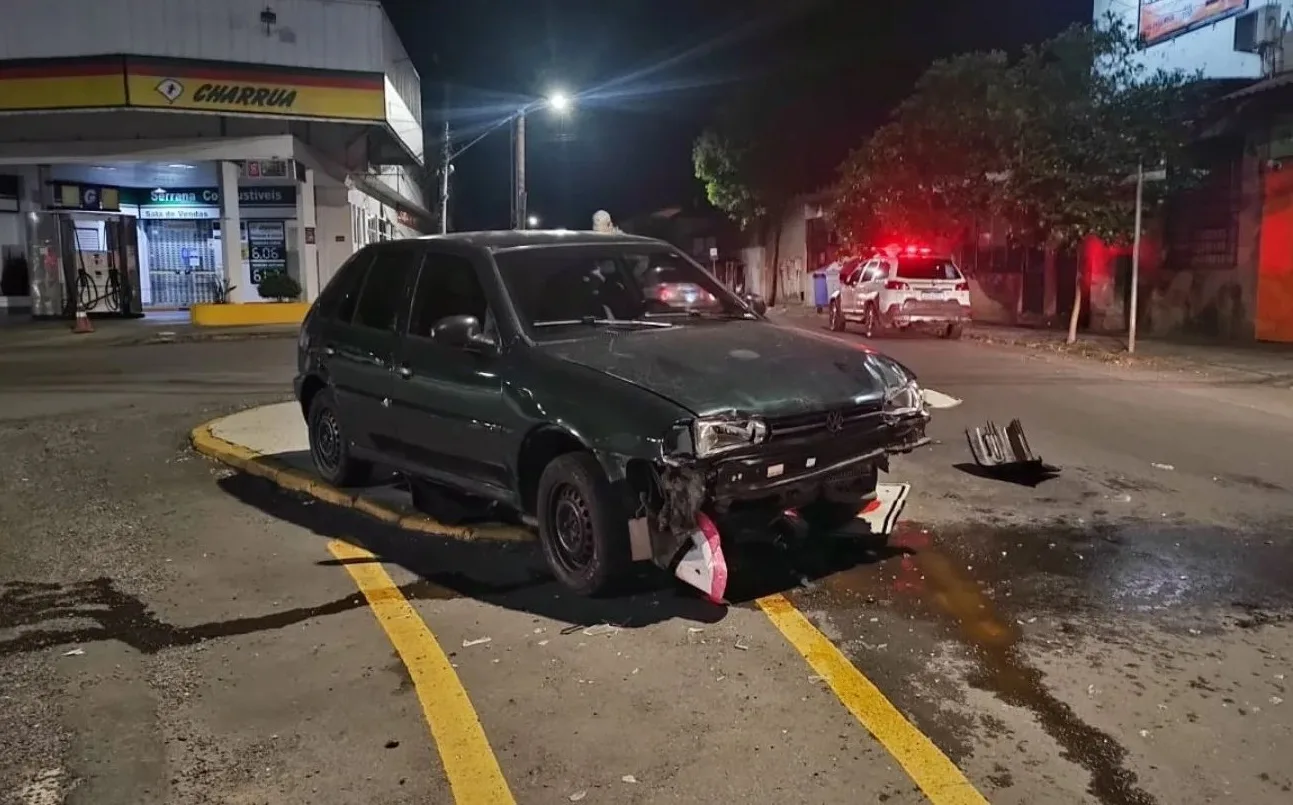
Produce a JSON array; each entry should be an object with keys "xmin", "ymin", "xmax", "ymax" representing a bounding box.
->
[
  {"xmin": 514, "ymin": 111, "xmax": 527, "ymax": 229},
  {"xmin": 1127, "ymin": 161, "xmax": 1144, "ymax": 354},
  {"xmin": 438, "ymin": 118, "xmax": 451, "ymax": 234}
]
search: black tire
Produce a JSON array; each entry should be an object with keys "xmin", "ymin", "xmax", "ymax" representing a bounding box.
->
[
  {"xmin": 828, "ymin": 300, "xmax": 846, "ymax": 332},
  {"xmin": 943, "ymin": 322, "xmax": 964, "ymax": 340},
  {"xmin": 798, "ymin": 499, "xmax": 866, "ymax": 534},
  {"xmin": 862, "ymin": 302, "xmax": 883, "ymax": 338},
  {"xmin": 536, "ymin": 452, "xmax": 631, "ymax": 596},
  {"xmin": 306, "ymin": 387, "xmax": 372, "ymax": 487}
]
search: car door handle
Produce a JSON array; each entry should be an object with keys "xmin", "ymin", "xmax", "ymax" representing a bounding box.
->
[{"xmin": 396, "ymin": 365, "xmax": 413, "ymax": 379}]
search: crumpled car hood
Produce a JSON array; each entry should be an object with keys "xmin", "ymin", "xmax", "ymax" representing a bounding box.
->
[{"xmin": 536, "ymin": 321, "xmax": 903, "ymax": 417}]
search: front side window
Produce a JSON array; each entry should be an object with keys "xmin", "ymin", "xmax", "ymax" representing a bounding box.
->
[
  {"xmin": 493, "ymin": 246, "xmax": 750, "ymax": 334},
  {"xmin": 408, "ymin": 253, "xmax": 489, "ymax": 338},
  {"xmin": 351, "ymin": 244, "xmax": 420, "ymax": 331}
]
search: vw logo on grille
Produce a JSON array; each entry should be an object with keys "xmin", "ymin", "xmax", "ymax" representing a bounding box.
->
[{"xmin": 825, "ymin": 410, "xmax": 845, "ymax": 433}]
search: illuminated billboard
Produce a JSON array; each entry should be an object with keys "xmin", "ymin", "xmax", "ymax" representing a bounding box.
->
[{"xmin": 1139, "ymin": 0, "xmax": 1249, "ymax": 46}]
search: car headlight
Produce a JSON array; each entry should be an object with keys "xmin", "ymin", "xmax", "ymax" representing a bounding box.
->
[
  {"xmin": 678, "ymin": 416, "xmax": 767, "ymax": 458},
  {"xmin": 883, "ymin": 379, "xmax": 926, "ymax": 416},
  {"xmin": 868, "ymin": 354, "xmax": 926, "ymax": 416}
]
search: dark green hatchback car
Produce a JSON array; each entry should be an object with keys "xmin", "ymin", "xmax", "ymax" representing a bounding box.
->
[{"xmin": 295, "ymin": 230, "xmax": 929, "ymax": 597}]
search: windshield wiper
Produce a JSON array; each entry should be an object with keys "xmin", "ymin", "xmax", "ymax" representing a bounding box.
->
[{"xmin": 533, "ymin": 317, "xmax": 674, "ymax": 329}]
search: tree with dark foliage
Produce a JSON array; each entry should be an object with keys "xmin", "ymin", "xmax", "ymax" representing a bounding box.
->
[{"xmin": 831, "ymin": 18, "xmax": 1201, "ymax": 339}]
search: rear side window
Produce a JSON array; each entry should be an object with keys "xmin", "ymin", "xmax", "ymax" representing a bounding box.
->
[
  {"xmin": 315, "ymin": 248, "xmax": 374, "ymax": 323},
  {"xmin": 896, "ymin": 257, "xmax": 961, "ymax": 281},
  {"xmin": 352, "ymin": 244, "xmax": 423, "ymax": 331}
]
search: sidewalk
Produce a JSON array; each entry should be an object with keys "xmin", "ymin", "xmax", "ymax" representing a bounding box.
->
[
  {"xmin": 191, "ymin": 402, "xmax": 531, "ymax": 543},
  {"xmin": 0, "ymin": 315, "xmax": 298, "ymax": 350},
  {"xmin": 767, "ymin": 306, "xmax": 1293, "ymax": 385}
]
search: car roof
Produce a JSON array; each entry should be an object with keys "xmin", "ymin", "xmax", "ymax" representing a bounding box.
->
[{"xmin": 410, "ymin": 229, "xmax": 664, "ymax": 251}]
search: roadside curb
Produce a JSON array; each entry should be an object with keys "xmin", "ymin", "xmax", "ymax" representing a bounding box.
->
[
  {"xmin": 188, "ymin": 417, "xmax": 534, "ymax": 544},
  {"xmin": 1, "ymin": 328, "xmax": 300, "ymax": 351}
]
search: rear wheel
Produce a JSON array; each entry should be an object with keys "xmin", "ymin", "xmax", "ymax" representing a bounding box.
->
[
  {"xmin": 828, "ymin": 300, "xmax": 846, "ymax": 332},
  {"xmin": 307, "ymin": 387, "xmax": 373, "ymax": 487},
  {"xmin": 942, "ymin": 322, "xmax": 964, "ymax": 340},
  {"xmin": 536, "ymin": 452, "xmax": 631, "ymax": 596}
]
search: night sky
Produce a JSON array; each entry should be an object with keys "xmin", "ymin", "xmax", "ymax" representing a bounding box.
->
[{"xmin": 382, "ymin": 0, "xmax": 1094, "ymax": 232}]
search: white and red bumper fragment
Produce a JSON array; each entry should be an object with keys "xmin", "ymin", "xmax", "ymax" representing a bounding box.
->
[
  {"xmin": 673, "ymin": 511, "xmax": 729, "ymax": 604},
  {"xmin": 671, "ymin": 484, "xmax": 911, "ymax": 605}
]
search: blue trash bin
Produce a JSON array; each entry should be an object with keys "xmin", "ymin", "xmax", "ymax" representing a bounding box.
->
[{"xmin": 812, "ymin": 272, "xmax": 829, "ymax": 310}]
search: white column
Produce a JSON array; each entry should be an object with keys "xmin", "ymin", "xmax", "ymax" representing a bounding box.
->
[
  {"xmin": 218, "ymin": 161, "xmax": 248, "ymax": 302},
  {"xmin": 297, "ymin": 167, "xmax": 320, "ymax": 301}
]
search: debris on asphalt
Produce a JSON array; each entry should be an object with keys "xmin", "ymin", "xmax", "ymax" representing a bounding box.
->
[
  {"xmin": 621, "ymin": 774, "xmax": 638, "ymax": 784},
  {"xmin": 384, "ymin": 739, "xmax": 400, "ymax": 749},
  {"xmin": 734, "ymin": 638, "xmax": 749, "ymax": 651},
  {"xmin": 568, "ymin": 790, "xmax": 587, "ymax": 801},
  {"xmin": 965, "ymin": 419, "xmax": 1061, "ymax": 484},
  {"xmin": 462, "ymin": 637, "xmax": 492, "ymax": 648},
  {"xmin": 62, "ymin": 648, "xmax": 85, "ymax": 657},
  {"xmin": 1152, "ymin": 463, "xmax": 1175, "ymax": 471},
  {"xmin": 581, "ymin": 623, "xmax": 620, "ymax": 637}
]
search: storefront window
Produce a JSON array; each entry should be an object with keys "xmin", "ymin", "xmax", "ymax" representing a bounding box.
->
[{"xmin": 143, "ymin": 218, "xmax": 222, "ymax": 306}]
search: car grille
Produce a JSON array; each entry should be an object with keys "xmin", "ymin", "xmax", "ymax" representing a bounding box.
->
[{"xmin": 766, "ymin": 403, "xmax": 882, "ymax": 442}]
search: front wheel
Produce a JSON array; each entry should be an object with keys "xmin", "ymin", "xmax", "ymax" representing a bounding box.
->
[
  {"xmin": 536, "ymin": 452, "xmax": 632, "ymax": 596},
  {"xmin": 828, "ymin": 300, "xmax": 846, "ymax": 332},
  {"xmin": 942, "ymin": 322, "xmax": 964, "ymax": 340},
  {"xmin": 861, "ymin": 302, "xmax": 883, "ymax": 338},
  {"xmin": 798, "ymin": 499, "xmax": 867, "ymax": 534}
]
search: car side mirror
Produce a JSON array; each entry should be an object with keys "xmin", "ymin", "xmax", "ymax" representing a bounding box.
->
[
  {"xmin": 743, "ymin": 292, "xmax": 768, "ymax": 316},
  {"xmin": 430, "ymin": 314, "xmax": 495, "ymax": 353}
]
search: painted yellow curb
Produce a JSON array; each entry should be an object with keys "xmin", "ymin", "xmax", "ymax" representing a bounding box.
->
[
  {"xmin": 191, "ymin": 301, "xmax": 309, "ymax": 327},
  {"xmin": 189, "ymin": 419, "xmax": 533, "ymax": 543}
]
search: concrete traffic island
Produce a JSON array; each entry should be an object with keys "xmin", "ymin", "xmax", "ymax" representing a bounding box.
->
[
  {"xmin": 190, "ymin": 302, "xmax": 311, "ymax": 327},
  {"xmin": 190, "ymin": 401, "xmax": 533, "ymax": 542}
]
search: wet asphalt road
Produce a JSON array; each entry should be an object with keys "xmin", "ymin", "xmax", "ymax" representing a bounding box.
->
[{"xmin": 1, "ymin": 328, "xmax": 1291, "ymax": 805}]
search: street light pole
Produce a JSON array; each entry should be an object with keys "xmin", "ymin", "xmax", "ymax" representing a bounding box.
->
[
  {"xmin": 438, "ymin": 118, "xmax": 451, "ymax": 234},
  {"xmin": 514, "ymin": 111, "xmax": 527, "ymax": 230}
]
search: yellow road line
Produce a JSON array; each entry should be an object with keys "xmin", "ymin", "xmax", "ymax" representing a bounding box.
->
[
  {"xmin": 328, "ymin": 540, "xmax": 516, "ymax": 805},
  {"xmin": 757, "ymin": 594, "xmax": 990, "ymax": 805}
]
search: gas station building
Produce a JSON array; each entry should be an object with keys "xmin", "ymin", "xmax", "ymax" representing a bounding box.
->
[{"xmin": 0, "ymin": 0, "xmax": 429, "ymax": 322}]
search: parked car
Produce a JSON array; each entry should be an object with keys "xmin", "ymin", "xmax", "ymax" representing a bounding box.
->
[
  {"xmin": 294, "ymin": 231, "xmax": 930, "ymax": 597},
  {"xmin": 829, "ymin": 245, "xmax": 970, "ymax": 339}
]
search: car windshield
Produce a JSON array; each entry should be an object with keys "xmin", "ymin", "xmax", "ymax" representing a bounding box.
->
[
  {"xmin": 493, "ymin": 245, "xmax": 752, "ymax": 334},
  {"xmin": 896, "ymin": 256, "xmax": 962, "ymax": 281}
]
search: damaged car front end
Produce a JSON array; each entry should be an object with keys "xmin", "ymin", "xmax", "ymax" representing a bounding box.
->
[{"xmin": 634, "ymin": 354, "xmax": 931, "ymax": 602}]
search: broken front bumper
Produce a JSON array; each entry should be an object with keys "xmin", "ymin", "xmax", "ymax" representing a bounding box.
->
[{"xmin": 647, "ymin": 409, "xmax": 930, "ymax": 567}]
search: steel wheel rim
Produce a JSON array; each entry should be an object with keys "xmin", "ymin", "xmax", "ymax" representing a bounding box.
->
[
  {"xmin": 549, "ymin": 484, "xmax": 595, "ymax": 573},
  {"xmin": 830, "ymin": 304, "xmax": 840, "ymax": 329},
  {"xmin": 312, "ymin": 407, "xmax": 343, "ymax": 473}
]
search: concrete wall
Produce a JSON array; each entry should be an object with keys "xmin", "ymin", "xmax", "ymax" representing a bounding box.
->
[
  {"xmin": 1081, "ymin": 148, "xmax": 1261, "ymax": 340},
  {"xmin": 0, "ymin": 0, "xmax": 424, "ymax": 166},
  {"xmin": 1, "ymin": 0, "xmax": 385, "ymax": 72},
  {"xmin": 1093, "ymin": 0, "xmax": 1271, "ymax": 80}
]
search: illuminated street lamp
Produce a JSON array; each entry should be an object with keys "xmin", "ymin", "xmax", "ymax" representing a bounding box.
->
[
  {"xmin": 527, "ymin": 214, "xmax": 540, "ymax": 228},
  {"xmin": 513, "ymin": 90, "xmax": 572, "ymax": 229},
  {"xmin": 547, "ymin": 91, "xmax": 570, "ymax": 113},
  {"xmin": 439, "ymin": 89, "xmax": 574, "ymax": 233}
]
